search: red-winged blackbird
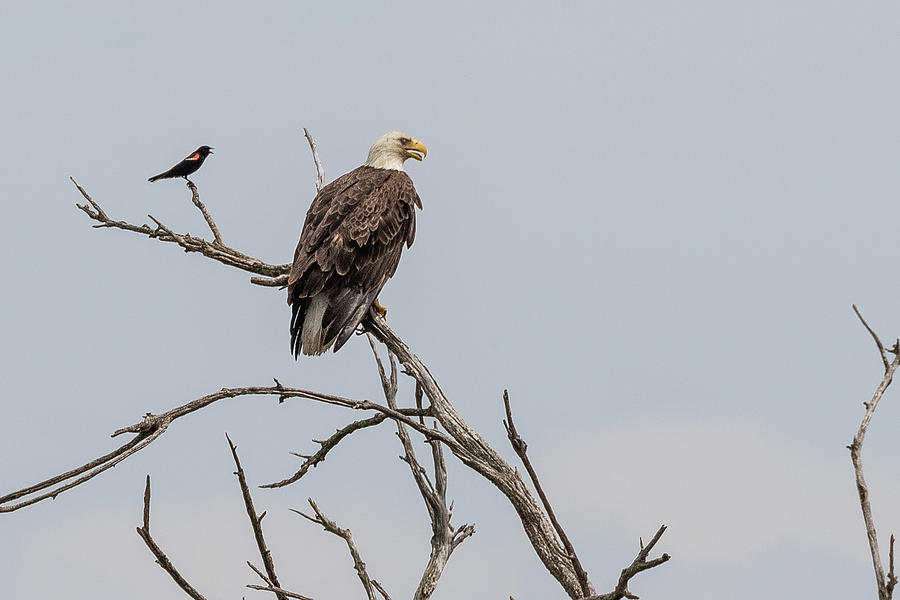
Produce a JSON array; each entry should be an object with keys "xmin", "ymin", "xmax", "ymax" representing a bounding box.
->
[{"xmin": 148, "ymin": 145, "xmax": 214, "ymax": 182}]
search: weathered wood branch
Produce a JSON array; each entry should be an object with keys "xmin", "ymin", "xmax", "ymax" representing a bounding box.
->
[
  {"xmin": 293, "ymin": 499, "xmax": 380, "ymax": 600},
  {"xmin": 364, "ymin": 312, "xmax": 595, "ymax": 598},
  {"xmin": 503, "ymin": 390, "xmax": 591, "ymax": 596},
  {"xmin": 850, "ymin": 305, "xmax": 900, "ymax": 600},
  {"xmin": 136, "ymin": 476, "xmax": 210, "ymax": 600},
  {"xmin": 0, "ymin": 384, "xmax": 433, "ymax": 512},
  {"xmin": 226, "ymin": 434, "xmax": 289, "ymax": 600},
  {"xmin": 367, "ymin": 335, "xmax": 474, "ymax": 600}
]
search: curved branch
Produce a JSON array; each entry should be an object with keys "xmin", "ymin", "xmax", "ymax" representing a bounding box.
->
[
  {"xmin": 263, "ymin": 407, "xmax": 432, "ymax": 489},
  {"xmin": 0, "ymin": 383, "xmax": 441, "ymax": 512}
]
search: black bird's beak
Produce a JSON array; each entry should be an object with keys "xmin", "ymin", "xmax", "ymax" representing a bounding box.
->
[{"xmin": 208, "ymin": 148, "xmax": 214, "ymax": 154}]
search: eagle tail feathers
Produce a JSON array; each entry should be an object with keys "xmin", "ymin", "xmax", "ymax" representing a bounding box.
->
[
  {"xmin": 300, "ymin": 295, "xmax": 330, "ymax": 356},
  {"xmin": 332, "ymin": 289, "xmax": 380, "ymax": 352}
]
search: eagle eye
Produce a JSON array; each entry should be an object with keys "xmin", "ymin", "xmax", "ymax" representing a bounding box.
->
[{"xmin": 399, "ymin": 137, "xmax": 411, "ymax": 144}]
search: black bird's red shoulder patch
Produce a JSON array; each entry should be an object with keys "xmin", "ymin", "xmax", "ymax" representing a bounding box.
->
[{"xmin": 186, "ymin": 153, "xmax": 200, "ymax": 160}]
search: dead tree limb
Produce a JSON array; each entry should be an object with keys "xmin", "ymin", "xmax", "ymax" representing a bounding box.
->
[
  {"xmin": 850, "ymin": 305, "xmax": 900, "ymax": 600},
  {"xmin": 185, "ymin": 179, "xmax": 225, "ymax": 246},
  {"xmin": 72, "ymin": 177, "xmax": 289, "ymax": 284},
  {"xmin": 293, "ymin": 499, "xmax": 381, "ymax": 600},
  {"xmin": 262, "ymin": 413, "xmax": 394, "ymax": 489},
  {"xmin": 49, "ymin": 128, "xmax": 672, "ymax": 599},
  {"xmin": 135, "ymin": 476, "xmax": 209, "ymax": 600},
  {"xmin": 367, "ymin": 335, "xmax": 474, "ymax": 600},
  {"xmin": 303, "ymin": 127, "xmax": 326, "ymax": 193},
  {"xmin": 246, "ymin": 585, "xmax": 315, "ymax": 600},
  {"xmin": 364, "ymin": 312, "xmax": 597, "ymax": 598},
  {"xmin": 0, "ymin": 384, "xmax": 431, "ymax": 512},
  {"xmin": 588, "ymin": 525, "xmax": 671, "ymax": 600},
  {"xmin": 226, "ymin": 434, "xmax": 289, "ymax": 600},
  {"xmin": 503, "ymin": 389, "xmax": 591, "ymax": 596}
]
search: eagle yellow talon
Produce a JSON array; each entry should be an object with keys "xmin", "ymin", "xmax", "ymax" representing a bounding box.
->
[{"xmin": 373, "ymin": 298, "xmax": 388, "ymax": 319}]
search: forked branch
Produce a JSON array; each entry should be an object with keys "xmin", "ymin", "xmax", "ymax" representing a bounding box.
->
[
  {"xmin": 588, "ymin": 526, "xmax": 670, "ymax": 600},
  {"xmin": 850, "ymin": 305, "xmax": 900, "ymax": 600},
  {"xmin": 293, "ymin": 499, "xmax": 383, "ymax": 600},
  {"xmin": 367, "ymin": 335, "xmax": 474, "ymax": 600}
]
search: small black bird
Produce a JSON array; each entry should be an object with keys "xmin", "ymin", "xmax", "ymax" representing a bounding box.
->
[{"xmin": 148, "ymin": 145, "xmax": 214, "ymax": 182}]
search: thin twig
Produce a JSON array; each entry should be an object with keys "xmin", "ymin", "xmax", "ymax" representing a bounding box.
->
[
  {"xmin": 186, "ymin": 180, "xmax": 224, "ymax": 246},
  {"xmin": 849, "ymin": 306, "xmax": 900, "ymax": 600},
  {"xmin": 503, "ymin": 390, "xmax": 591, "ymax": 597},
  {"xmin": 588, "ymin": 525, "xmax": 670, "ymax": 600},
  {"xmin": 854, "ymin": 304, "xmax": 890, "ymax": 371},
  {"xmin": 246, "ymin": 585, "xmax": 315, "ymax": 600},
  {"xmin": 263, "ymin": 412, "xmax": 425, "ymax": 488},
  {"xmin": 135, "ymin": 476, "xmax": 209, "ymax": 600},
  {"xmin": 304, "ymin": 128, "xmax": 326, "ymax": 192},
  {"xmin": 226, "ymin": 434, "xmax": 288, "ymax": 600},
  {"xmin": 293, "ymin": 499, "xmax": 378, "ymax": 600}
]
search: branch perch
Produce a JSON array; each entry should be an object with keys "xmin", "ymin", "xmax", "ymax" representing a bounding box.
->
[
  {"xmin": 367, "ymin": 335, "xmax": 474, "ymax": 600},
  {"xmin": 293, "ymin": 499, "xmax": 380, "ymax": 600}
]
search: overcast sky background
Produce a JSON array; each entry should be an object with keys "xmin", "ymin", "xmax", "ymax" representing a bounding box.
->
[{"xmin": 2, "ymin": 2, "xmax": 900, "ymax": 598}]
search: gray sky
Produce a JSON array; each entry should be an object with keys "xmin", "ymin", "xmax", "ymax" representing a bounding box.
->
[{"xmin": 2, "ymin": 2, "xmax": 900, "ymax": 598}]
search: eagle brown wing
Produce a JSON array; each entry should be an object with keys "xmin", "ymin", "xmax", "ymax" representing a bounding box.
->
[{"xmin": 288, "ymin": 165, "xmax": 421, "ymax": 356}]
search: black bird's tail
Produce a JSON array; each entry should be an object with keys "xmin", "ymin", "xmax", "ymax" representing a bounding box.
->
[{"xmin": 148, "ymin": 172, "xmax": 166, "ymax": 183}]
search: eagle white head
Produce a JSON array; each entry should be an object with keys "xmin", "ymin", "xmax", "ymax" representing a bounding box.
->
[{"xmin": 364, "ymin": 131, "xmax": 428, "ymax": 171}]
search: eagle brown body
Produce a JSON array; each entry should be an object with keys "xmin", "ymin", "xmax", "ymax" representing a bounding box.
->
[{"xmin": 288, "ymin": 138, "xmax": 424, "ymax": 357}]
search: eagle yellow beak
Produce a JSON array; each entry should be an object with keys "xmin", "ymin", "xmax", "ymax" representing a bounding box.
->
[{"xmin": 403, "ymin": 139, "xmax": 427, "ymax": 161}]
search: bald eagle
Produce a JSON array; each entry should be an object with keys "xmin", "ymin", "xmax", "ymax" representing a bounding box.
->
[{"xmin": 288, "ymin": 131, "xmax": 427, "ymax": 357}]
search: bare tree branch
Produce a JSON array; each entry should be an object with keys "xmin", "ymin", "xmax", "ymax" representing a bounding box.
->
[
  {"xmin": 226, "ymin": 434, "xmax": 288, "ymax": 600},
  {"xmin": 293, "ymin": 499, "xmax": 379, "ymax": 600},
  {"xmin": 303, "ymin": 128, "xmax": 326, "ymax": 193},
  {"xmin": 185, "ymin": 179, "xmax": 225, "ymax": 246},
  {"xmin": 364, "ymin": 311, "xmax": 592, "ymax": 598},
  {"xmin": 503, "ymin": 390, "xmax": 591, "ymax": 597},
  {"xmin": 246, "ymin": 585, "xmax": 315, "ymax": 600},
  {"xmin": 588, "ymin": 525, "xmax": 670, "ymax": 600},
  {"xmin": 366, "ymin": 334, "xmax": 474, "ymax": 600},
  {"xmin": 135, "ymin": 476, "xmax": 209, "ymax": 600},
  {"xmin": 0, "ymin": 427, "xmax": 166, "ymax": 512},
  {"xmin": 850, "ymin": 306, "xmax": 900, "ymax": 600},
  {"xmin": 73, "ymin": 177, "xmax": 289, "ymax": 283},
  {"xmin": 0, "ymin": 384, "xmax": 439, "ymax": 512},
  {"xmin": 262, "ymin": 410, "xmax": 429, "ymax": 489}
]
